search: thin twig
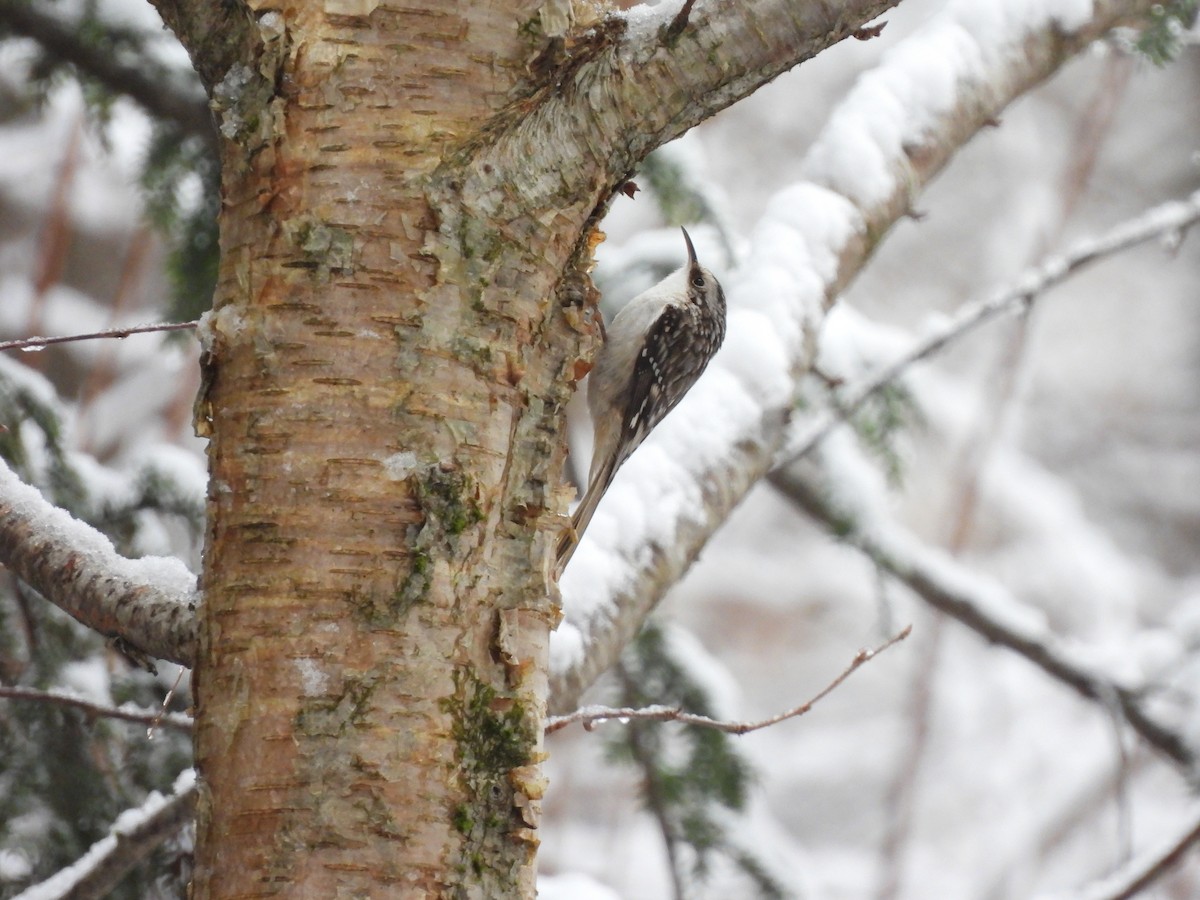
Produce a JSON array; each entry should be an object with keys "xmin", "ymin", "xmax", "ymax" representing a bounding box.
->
[
  {"xmin": 148, "ymin": 666, "xmax": 189, "ymax": 739},
  {"xmin": 547, "ymin": 625, "xmax": 911, "ymax": 735},
  {"xmin": 0, "ymin": 685, "xmax": 193, "ymax": 732},
  {"xmin": 779, "ymin": 188, "xmax": 1200, "ymax": 466},
  {"xmin": 0, "ymin": 320, "xmax": 198, "ymax": 353}
]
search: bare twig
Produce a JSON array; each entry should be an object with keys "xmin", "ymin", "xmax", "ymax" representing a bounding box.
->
[
  {"xmin": 147, "ymin": 666, "xmax": 189, "ymax": 739},
  {"xmin": 13, "ymin": 772, "xmax": 197, "ymax": 900},
  {"xmin": 772, "ymin": 463, "xmax": 1195, "ymax": 770},
  {"xmin": 779, "ymin": 187, "xmax": 1200, "ymax": 466},
  {"xmin": 0, "ymin": 0, "xmax": 215, "ymax": 145},
  {"xmin": 0, "ymin": 321, "xmax": 198, "ymax": 354},
  {"xmin": 547, "ymin": 626, "xmax": 911, "ymax": 735},
  {"xmin": 1053, "ymin": 52, "xmax": 1133, "ymax": 241},
  {"xmin": 0, "ymin": 685, "xmax": 192, "ymax": 733}
]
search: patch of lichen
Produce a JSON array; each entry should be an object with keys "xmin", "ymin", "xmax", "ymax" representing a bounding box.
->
[
  {"xmin": 386, "ymin": 548, "xmax": 431, "ymax": 621},
  {"xmin": 282, "ymin": 217, "xmax": 355, "ymax": 274},
  {"xmin": 415, "ymin": 465, "xmax": 484, "ymax": 538},
  {"xmin": 356, "ymin": 463, "xmax": 483, "ymax": 627},
  {"xmin": 295, "ymin": 675, "xmax": 378, "ymax": 737},
  {"xmin": 342, "ymin": 755, "xmax": 406, "ymax": 840},
  {"xmin": 452, "ymin": 336, "xmax": 494, "ymax": 376}
]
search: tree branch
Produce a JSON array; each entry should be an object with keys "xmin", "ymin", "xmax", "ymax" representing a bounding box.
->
[
  {"xmin": 550, "ymin": 0, "xmax": 1163, "ymax": 713},
  {"xmin": 780, "ymin": 187, "xmax": 1200, "ymax": 464},
  {"xmin": 0, "ymin": 686, "xmax": 192, "ymax": 733},
  {"xmin": 0, "ymin": 321, "xmax": 198, "ymax": 354},
  {"xmin": 466, "ymin": 0, "xmax": 900, "ymax": 224},
  {"xmin": 602, "ymin": 0, "xmax": 900, "ymax": 167},
  {"xmin": 770, "ymin": 459, "xmax": 1194, "ymax": 770},
  {"xmin": 0, "ymin": 458, "xmax": 197, "ymax": 669},
  {"xmin": 546, "ymin": 625, "xmax": 910, "ymax": 735},
  {"xmin": 0, "ymin": 0, "xmax": 215, "ymax": 147},
  {"xmin": 12, "ymin": 771, "xmax": 197, "ymax": 900}
]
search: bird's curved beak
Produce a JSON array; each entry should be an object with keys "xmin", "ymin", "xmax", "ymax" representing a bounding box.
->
[{"xmin": 681, "ymin": 226, "xmax": 698, "ymax": 268}]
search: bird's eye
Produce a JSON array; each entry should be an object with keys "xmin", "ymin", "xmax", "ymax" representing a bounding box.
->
[{"xmin": 691, "ymin": 273, "xmax": 705, "ymax": 288}]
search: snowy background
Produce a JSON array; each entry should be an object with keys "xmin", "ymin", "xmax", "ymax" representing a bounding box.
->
[{"xmin": 1, "ymin": 0, "xmax": 1199, "ymax": 898}]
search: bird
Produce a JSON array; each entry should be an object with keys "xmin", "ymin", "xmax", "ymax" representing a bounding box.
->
[{"xmin": 557, "ymin": 227, "xmax": 727, "ymax": 573}]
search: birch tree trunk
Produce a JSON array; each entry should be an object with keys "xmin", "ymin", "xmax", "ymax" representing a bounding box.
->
[
  {"xmin": 141, "ymin": 0, "xmax": 898, "ymax": 894},
  {"xmin": 188, "ymin": 5, "xmax": 579, "ymax": 896}
]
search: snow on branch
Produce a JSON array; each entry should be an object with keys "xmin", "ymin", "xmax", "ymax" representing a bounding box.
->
[
  {"xmin": 0, "ymin": 458, "xmax": 197, "ymax": 668},
  {"xmin": 781, "ymin": 187, "xmax": 1200, "ymax": 463},
  {"xmin": 470, "ymin": 0, "xmax": 899, "ymax": 221},
  {"xmin": 0, "ymin": 686, "xmax": 193, "ymax": 733},
  {"xmin": 770, "ymin": 457, "xmax": 1194, "ymax": 771},
  {"xmin": 546, "ymin": 625, "xmax": 909, "ymax": 735},
  {"xmin": 13, "ymin": 769, "xmax": 197, "ymax": 900},
  {"xmin": 610, "ymin": 0, "xmax": 899, "ymax": 157},
  {"xmin": 550, "ymin": 0, "xmax": 1165, "ymax": 712}
]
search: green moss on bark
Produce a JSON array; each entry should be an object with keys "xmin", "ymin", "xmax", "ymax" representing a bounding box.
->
[{"xmin": 441, "ymin": 670, "xmax": 534, "ymax": 895}]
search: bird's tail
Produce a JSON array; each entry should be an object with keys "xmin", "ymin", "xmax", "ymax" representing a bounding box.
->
[{"xmin": 555, "ymin": 451, "xmax": 618, "ymax": 576}]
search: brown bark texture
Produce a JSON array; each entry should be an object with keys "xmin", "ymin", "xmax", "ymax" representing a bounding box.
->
[
  {"xmin": 191, "ymin": 3, "xmax": 575, "ymax": 896},
  {"xmin": 145, "ymin": 0, "xmax": 899, "ymax": 895}
]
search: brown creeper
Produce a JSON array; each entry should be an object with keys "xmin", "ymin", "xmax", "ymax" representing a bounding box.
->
[{"xmin": 558, "ymin": 227, "xmax": 727, "ymax": 572}]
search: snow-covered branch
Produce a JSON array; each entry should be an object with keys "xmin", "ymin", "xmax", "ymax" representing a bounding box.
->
[
  {"xmin": 13, "ymin": 770, "xmax": 197, "ymax": 900},
  {"xmin": 606, "ymin": 0, "xmax": 900, "ymax": 163},
  {"xmin": 782, "ymin": 186, "xmax": 1200, "ymax": 463},
  {"xmin": 467, "ymin": 0, "xmax": 899, "ymax": 223},
  {"xmin": 0, "ymin": 458, "xmax": 197, "ymax": 668},
  {"xmin": 0, "ymin": 686, "xmax": 192, "ymax": 733},
  {"xmin": 546, "ymin": 624, "xmax": 908, "ymax": 735},
  {"xmin": 770, "ymin": 458, "xmax": 1194, "ymax": 770},
  {"xmin": 549, "ymin": 0, "xmax": 1165, "ymax": 712}
]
